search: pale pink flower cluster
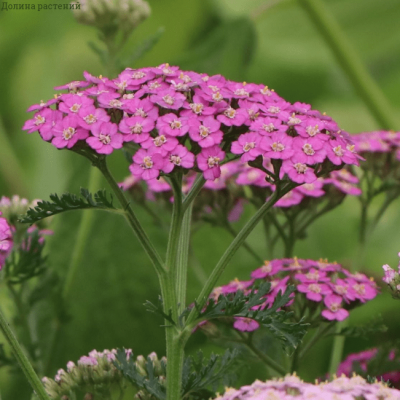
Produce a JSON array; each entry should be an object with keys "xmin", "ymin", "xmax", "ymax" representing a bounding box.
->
[
  {"xmin": 43, "ymin": 348, "xmax": 165, "ymax": 399},
  {"xmin": 213, "ymin": 374, "xmax": 400, "ymax": 400},
  {"xmin": 382, "ymin": 253, "xmax": 400, "ymax": 298},
  {"xmin": 337, "ymin": 348, "xmax": 400, "ymax": 389},
  {"xmin": 352, "ymin": 131, "xmax": 400, "ymax": 156},
  {"xmin": 207, "ymin": 258, "xmax": 377, "ymax": 332},
  {"xmin": 23, "ymin": 64, "xmax": 360, "ymax": 183},
  {"xmin": 0, "ymin": 212, "xmax": 13, "ymax": 268}
]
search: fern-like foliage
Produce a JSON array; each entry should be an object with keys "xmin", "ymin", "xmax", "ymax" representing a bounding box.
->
[
  {"xmin": 19, "ymin": 188, "xmax": 116, "ymax": 224},
  {"xmin": 331, "ymin": 317, "xmax": 387, "ymax": 338},
  {"xmin": 186, "ymin": 282, "xmax": 308, "ymax": 352},
  {"xmin": 181, "ymin": 349, "xmax": 239, "ymax": 399},
  {"xmin": 3, "ymin": 229, "xmax": 48, "ymax": 284},
  {"xmin": 114, "ymin": 349, "xmax": 167, "ymax": 400}
]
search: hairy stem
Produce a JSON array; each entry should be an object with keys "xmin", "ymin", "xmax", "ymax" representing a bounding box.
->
[
  {"xmin": 328, "ymin": 320, "xmax": 347, "ymax": 376},
  {"xmin": 298, "ymin": 0, "xmax": 399, "ymax": 130},
  {"xmin": 0, "ymin": 307, "xmax": 51, "ymax": 400}
]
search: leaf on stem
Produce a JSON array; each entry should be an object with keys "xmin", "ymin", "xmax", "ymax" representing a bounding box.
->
[
  {"xmin": 114, "ymin": 349, "xmax": 166, "ymax": 400},
  {"xmin": 19, "ymin": 188, "xmax": 116, "ymax": 224},
  {"xmin": 144, "ymin": 296, "xmax": 176, "ymax": 327},
  {"xmin": 185, "ymin": 283, "xmax": 308, "ymax": 353},
  {"xmin": 181, "ymin": 349, "xmax": 239, "ymax": 399},
  {"xmin": 330, "ymin": 318, "xmax": 387, "ymax": 338}
]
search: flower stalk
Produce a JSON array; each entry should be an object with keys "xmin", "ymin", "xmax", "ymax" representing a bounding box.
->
[{"xmin": 0, "ymin": 308, "xmax": 51, "ymax": 400}]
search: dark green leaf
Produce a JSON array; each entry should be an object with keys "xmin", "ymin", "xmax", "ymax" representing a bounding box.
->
[
  {"xmin": 181, "ymin": 349, "xmax": 239, "ymax": 400},
  {"xmin": 18, "ymin": 187, "xmax": 116, "ymax": 224}
]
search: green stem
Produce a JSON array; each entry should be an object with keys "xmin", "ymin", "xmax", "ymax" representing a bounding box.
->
[
  {"xmin": 369, "ymin": 189, "xmax": 400, "ymax": 235},
  {"xmin": 0, "ymin": 307, "xmax": 51, "ymax": 400},
  {"xmin": 298, "ymin": 0, "xmax": 399, "ymax": 130},
  {"xmin": 166, "ymin": 174, "xmax": 184, "ymax": 273},
  {"xmin": 298, "ymin": 322, "xmax": 334, "ymax": 359},
  {"xmin": 223, "ymin": 222, "xmax": 263, "ymax": 264},
  {"xmin": 284, "ymin": 213, "xmax": 296, "ymax": 258},
  {"xmin": 186, "ymin": 182, "xmax": 296, "ymax": 326},
  {"xmin": 96, "ymin": 159, "xmax": 166, "ymax": 276},
  {"xmin": 176, "ymin": 202, "xmax": 193, "ymax": 315},
  {"xmin": 182, "ymin": 174, "xmax": 206, "ymax": 213},
  {"xmin": 328, "ymin": 320, "xmax": 347, "ymax": 376}
]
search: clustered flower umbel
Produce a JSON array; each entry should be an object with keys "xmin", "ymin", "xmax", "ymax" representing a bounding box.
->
[
  {"xmin": 23, "ymin": 64, "xmax": 361, "ymax": 186},
  {"xmin": 43, "ymin": 348, "xmax": 166, "ymax": 399},
  {"xmin": 337, "ymin": 348, "xmax": 400, "ymax": 389},
  {"xmin": 206, "ymin": 258, "xmax": 377, "ymax": 333},
  {"xmin": 0, "ymin": 212, "xmax": 13, "ymax": 268},
  {"xmin": 382, "ymin": 253, "xmax": 400, "ymax": 299},
  {"xmin": 352, "ymin": 131, "xmax": 400, "ymax": 179},
  {"xmin": 213, "ymin": 374, "xmax": 400, "ymax": 400}
]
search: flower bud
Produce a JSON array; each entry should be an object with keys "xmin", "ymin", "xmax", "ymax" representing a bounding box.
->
[{"xmin": 72, "ymin": 0, "xmax": 150, "ymax": 35}]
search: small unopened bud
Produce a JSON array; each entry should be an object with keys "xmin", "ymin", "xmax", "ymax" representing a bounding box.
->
[{"xmin": 72, "ymin": 0, "xmax": 151, "ymax": 35}]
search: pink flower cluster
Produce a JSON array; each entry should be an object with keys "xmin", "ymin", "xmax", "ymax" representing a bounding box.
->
[
  {"xmin": 208, "ymin": 258, "xmax": 377, "ymax": 332},
  {"xmin": 337, "ymin": 348, "xmax": 400, "ymax": 389},
  {"xmin": 352, "ymin": 131, "xmax": 400, "ymax": 157},
  {"xmin": 121, "ymin": 159, "xmax": 361, "ymax": 221},
  {"xmin": 213, "ymin": 374, "xmax": 400, "ymax": 400},
  {"xmin": 0, "ymin": 213, "xmax": 13, "ymax": 268},
  {"xmin": 382, "ymin": 253, "xmax": 400, "ymax": 298},
  {"xmin": 43, "ymin": 348, "xmax": 165, "ymax": 399},
  {"xmin": 23, "ymin": 64, "xmax": 360, "ymax": 183}
]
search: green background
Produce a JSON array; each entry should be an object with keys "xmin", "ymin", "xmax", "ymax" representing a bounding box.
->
[{"xmin": 1, "ymin": 0, "xmax": 400, "ymax": 397}]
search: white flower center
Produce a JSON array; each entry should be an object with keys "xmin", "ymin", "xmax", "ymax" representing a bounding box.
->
[
  {"xmin": 303, "ymin": 183, "xmax": 314, "ymax": 190},
  {"xmin": 199, "ymin": 125, "xmax": 209, "ymax": 138},
  {"xmin": 333, "ymin": 145, "xmax": 344, "ymax": 157},
  {"xmin": 149, "ymin": 81, "xmax": 161, "ymax": 90},
  {"xmin": 306, "ymin": 125, "xmax": 319, "ymax": 136},
  {"xmin": 170, "ymin": 120, "xmax": 182, "ymax": 129},
  {"xmin": 207, "ymin": 156, "xmax": 220, "ymax": 168},
  {"xmin": 132, "ymin": 123, "xmax": 143, "ymax": 134},
  {"xmin": 224, "ymin": 107, "xmax": 236, "ymax": 118},
  {"xmin": 132, "ymin": 71, "xmax": 146, "ymax": 79},
  {"xmin": 353, "ymin": 284, "xmax": 365, "ymax": 295},
  {"xmin": 190, "ymin": 103, "xmax": 204, "ymax": 114},
  {"xmin": 235, "ymin": 88, "xmax": 249, "ymax": 97},
  {"xmin": 99, "ymin": 134, "xmax": 111, "ymax": 145},
  {"xmin": 329, "ymin": 303, "xmax": 340, "ymax": 312},
  {"xmin": 309, "ymin": 283, "xmax": 321, "ymax": 293},
  {"xmin": 335, "ymin": 285, "xmax": 347, "ymax": 295},
  {"xmin": 268, "ymin": 106, "xmax": 280, "ymax": 114},
  {"xmin": 84, "ymin": 114, "xmax": 97, "ymax": 124},
  {"xmin": 294, "ymin": 163, "xmax": 307, "ymax": 174},
  {"xmin": 162, "ymin": 95, "xmax": 174, "ymax": 105},
  {"xmin": 153, "ymin": 135, "xmax": 166, "ymax": 146},
  {"xmin": 62, "ymin": 127, "xmax": 75, "ymax": 140},
  {"xmin": 263, "ymin": 123, "xmax": 275, "ymax": 133},
  {"xmin": 109, "ymin": 99, "xmax": 122, "ymax": 108},
  {"xmin": 123, "ymin": 93, "xmax": 134, "ymax": 100},
  {"xmin": 70, "ymin": 104, "xmax": 81, "ymax": 113},
  {"xmin": 35, "ymin": 115, "xmax": 45, "ymax": 125},
  {"xmin": 288, "ymin": 114, "xmax": 301, "ymax": 125},
  {"xmin": 142, "ymin": 156, "xmax": 153, "ymax": 169},
  {"xmin": 303, "ymin": 143, "xmax": 315, "ymax": 156},
  {"xmin": 212, "ymin": 92, "xmax": 223, "ymax": 102},
  {"xmin": 134, "ymin": 108, "xmax": 147, "ymax": 117},
  {"xmin": 260, "ymin": 86, "xmax": 271, "ymax": 95},
  {"xmin": 346, "ymin": 144, "xmax": 356, "ymax": 153},
  {"xmin": 243, "ymin": 142, "xmax": 255, "ymax": 152},
  {"xmin": 271, "ymin": 142, "xmax": 285, "ymax": 152},
  {"xmin": 116, "ymin": 81, "xmax": 128, "ymax": 90},
  {"xmin": 170, "ymin": 155, "xmax": 181, "ymax": 165},
  {"xmin": 208, "ymin": 85, "xmax": 219, "ymax": 92}
]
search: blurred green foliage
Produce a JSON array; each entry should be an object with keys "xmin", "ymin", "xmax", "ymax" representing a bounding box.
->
[{"xmin": 1, "ymin": 0, "xmax": 400, "ymax": 398}]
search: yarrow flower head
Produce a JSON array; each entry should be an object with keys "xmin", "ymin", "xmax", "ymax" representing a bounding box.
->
[
  {"xmin": 42, "ymin": 348, "xmax": 166, "ymax": 400},
  {"xmin": 23, "ymin": 65, "xmax": 360, "ymax": 187},
  {"xmin": 200, "ymin": 257, "xmax": 377, "ymax": 334},
  {"xmin": 382, "ymin": 253, "xmax": 400, "ymax": 299},
  {"xmin": 213, "ymin": 374, "xmax": 400, "ymax": 400},
  {"xmin": 337, "ymin": 348, "xmax": 400, "ymax": 389}
]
